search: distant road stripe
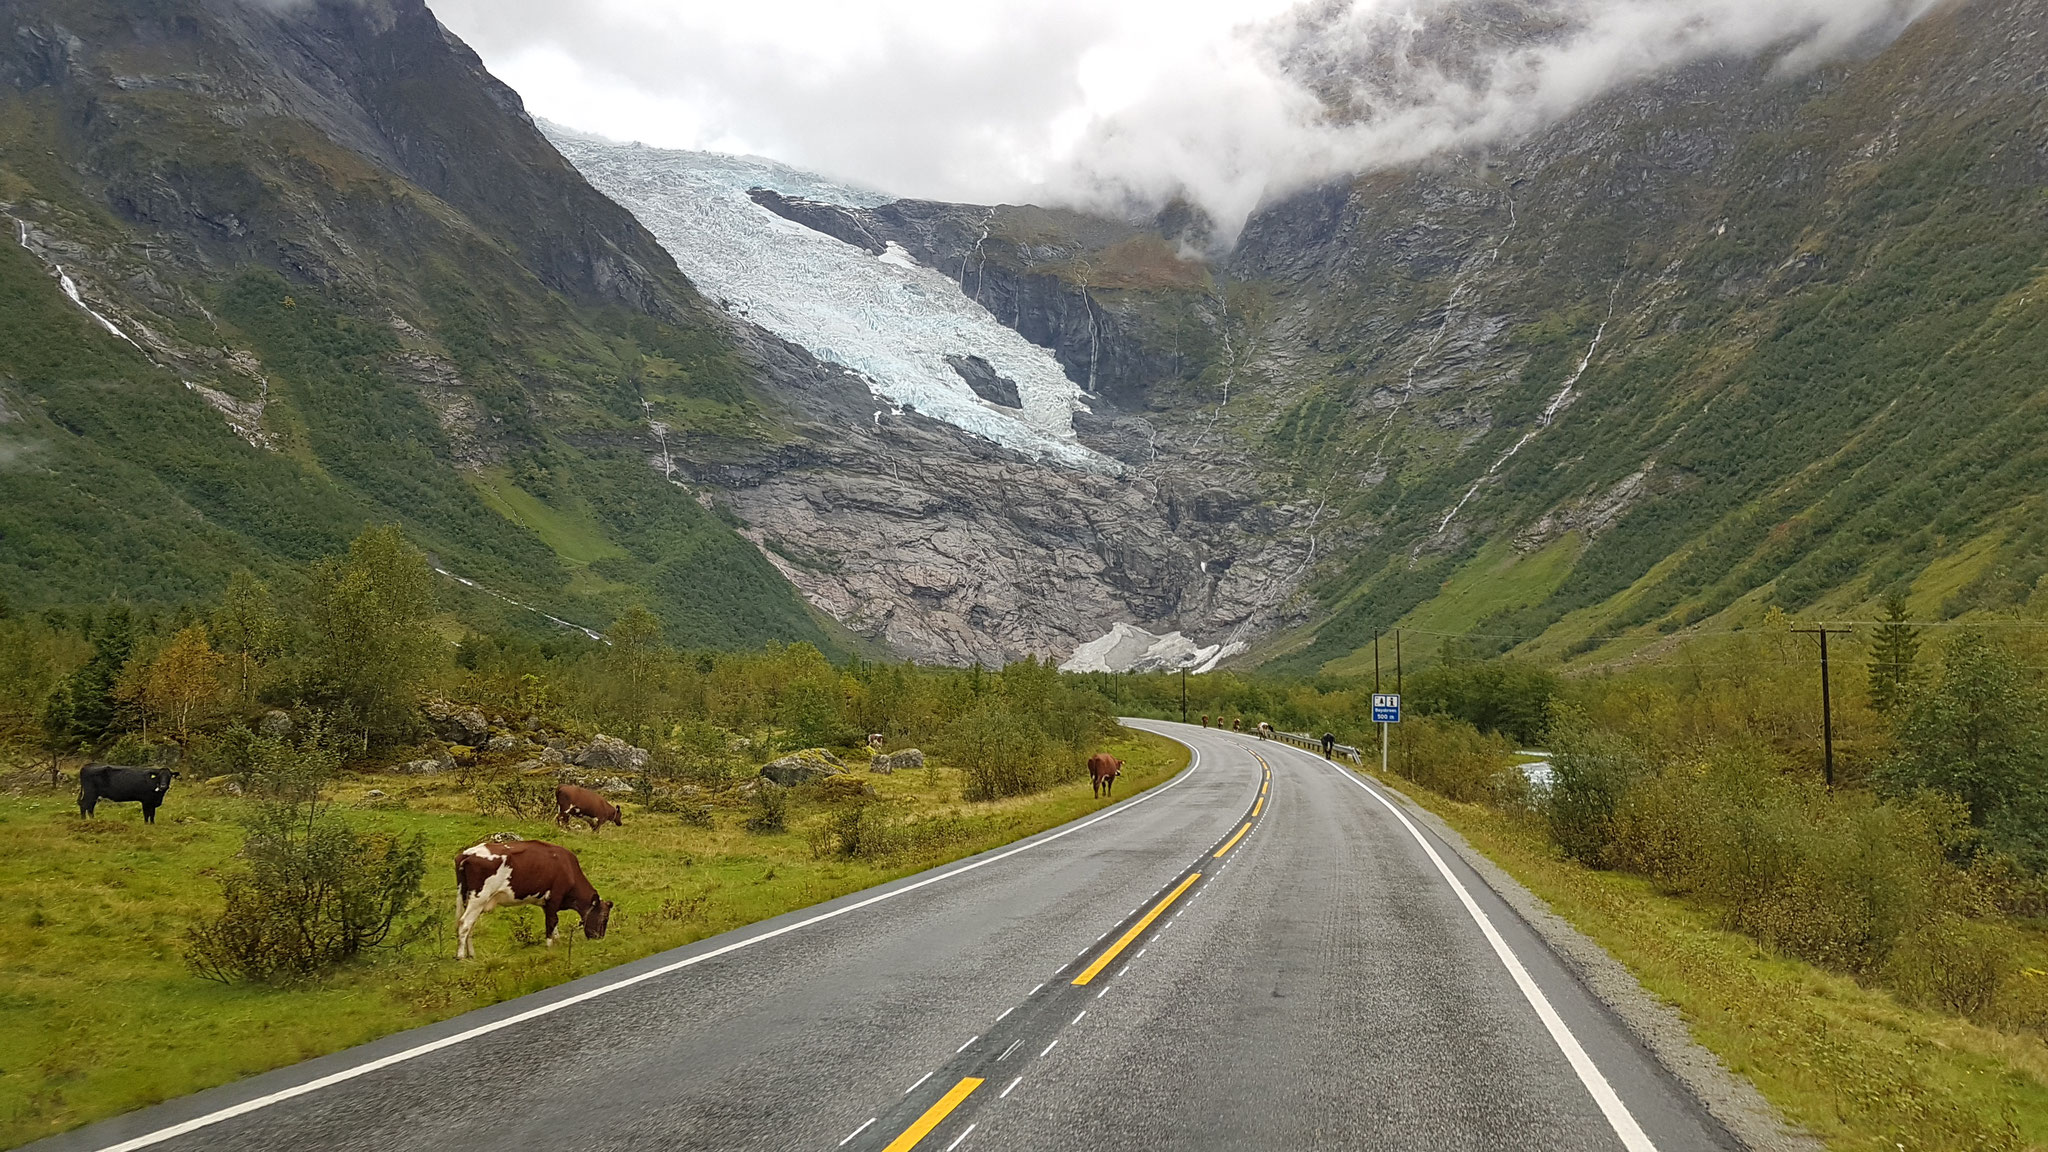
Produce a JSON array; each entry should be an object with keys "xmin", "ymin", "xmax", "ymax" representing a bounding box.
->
[
  {"xmin": 81, "ymin": 740, "xmax": 1205, "ymax": 1152},
  {"xmin": 1073, "ymin": 872, "xmax": 1201, "ymax": 985},
  {"xmin": 1214, "ymin": 822, "xmax": 1252, "ymax": 858},
  {"xmin": 880, "ymin": 1078, "xmax": 982, "ymax": 1152}
]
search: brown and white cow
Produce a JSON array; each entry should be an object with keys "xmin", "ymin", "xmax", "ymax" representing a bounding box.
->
[
  {"xmin": 455, "ymin": 839, "xmax": 613, "ymax": 960},
  {"xmin": 556, "ymin": 783, "xmax": 622, "ymax": 833},
  {"xmin": 1088, "ymin": 753, "xmax": 1123, "ymax": 799}
]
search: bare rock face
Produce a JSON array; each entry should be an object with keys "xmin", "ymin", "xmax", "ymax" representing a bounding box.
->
[{"xmin": 945, "ymin": 355, "xmax": 1022, "ymax": 408}]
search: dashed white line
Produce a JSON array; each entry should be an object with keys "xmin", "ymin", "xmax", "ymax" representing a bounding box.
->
[
  {"xmin": 904, "ymin": 1072, "xmax": 932, "ymax": 1095},
  {"xmin": 839, "ymin": 1117, "xmax": 876, "ymax": 1146},
  {"xmin": 1135, "ymin": 949, "xmax": 1147, "ymax": 959},
  {"xmin": 956, "ymin": 1035, "xmax": 979, "ymax": 1053},
  {"xmin": 998, "ymin": 1040, "xmax": 1022, "ymax": 1061},
  {"xmin": 1029, "ymin": 983, "xmax": 1044, "ymax": 996},
  {"xmin": 1000, "ymin": 1076, "xmax": 1023, "ymax": 1099},
  {"xmin": 1072, "ymin": 1010, "xmax": 1087, "ymax": 1025},
  {"xmin": 1096, "ymin": 985, "xmax": 1110, "ymax": 999},
  {"xmin": 995, "ymin": 1007, "xmax": 1013, "ymax": 1022},
  {"xmin": 944, "ymin": 1122, "xmax": 977, "ymax": 1151},
  {"xmin": 1040, "ymin": 1040, "xmax": 1059, "ymax": 1058}
]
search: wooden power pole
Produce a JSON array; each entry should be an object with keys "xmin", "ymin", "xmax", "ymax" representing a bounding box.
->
[{"xmin": 1793, "ymin": 623, "xmax": 1852, "ymax": 789}]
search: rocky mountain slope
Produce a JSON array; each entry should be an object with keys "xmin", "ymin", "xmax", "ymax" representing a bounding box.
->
[{"xmin": 724, "ymin": 0, "xmax": 2047, "ymax": 673}]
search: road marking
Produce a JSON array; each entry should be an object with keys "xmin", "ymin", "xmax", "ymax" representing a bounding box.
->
[
  {"xmin": 955, "ymin": 1035, "xmax": 978, "ymax": 1053},
  {"xmin": 1294, "ymin": 744, "xmax": 1659, "ymax": 1152},
  {"xmin": 1072, "ymin": 1010, "xmax": 1087, "ymax": 1025},
  {"xmin": 1253, "ymin": 796, "xmax": 1264, "ymax": 817},
  {"xmin": 997, "ymin": 1040, "xmax": 1022, "ymax": 1061},
  {"xmin": 840, "ymin": 1117, "xmax": 877, "ymax": 1146},
  {"xmin": 1072, "ymin": 872, "xmax": 1201, "ymax": 985},
  {"xmin": 904, "ymin": 1072, "xmax": 932, "ymax": 1095},
  {"xmin": 1040, "ymin": 1040, "xmax": 1059, "ymax": 1058},
  {"xmin": 81, "ymin": 746, "xmax": 1208, "ymax": 1152},
  {"xmin": 880, "ymin": 1077, "xmax": 983, "ymax": 1152},
  {"xmin": 1029, "ymin": 983, "xmax": 1044, "ymax": 996},
  {"xmin": 1214, "ymin": 822, "xmax": 1252, "ymax": 857},
  {"xmin": 1000, "ymin": 1077, "xmax": 1022, "ymax": 1099},
  {"xmin": 995, "ymin": 1007, "xmax": 1012, "ymax": 1022},
  {"xmin": 942, "ymin": 1123, "xmax": 976, "ymax": 1152}
]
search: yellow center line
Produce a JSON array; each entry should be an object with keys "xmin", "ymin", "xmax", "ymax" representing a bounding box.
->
[
  {"xmin": 880, "ymin": 1077, "xmax": 984, "ymax": 1152},
  {"xmin": 1253, "ymin": 795, "xmax": 1264, "ymax": 817},
  {"xmin": 1214, "ymin": 821, "xmax": 1253, "ymax": 858},
  {"xmin": 1072, "ymin": 872, "xmax": 1201, "ymax": 985}
]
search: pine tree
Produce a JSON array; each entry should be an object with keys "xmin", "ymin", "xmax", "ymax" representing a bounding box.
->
[{"xmin": 1867, "ymin": 596, "xmax": 1921, "ymax": 714}]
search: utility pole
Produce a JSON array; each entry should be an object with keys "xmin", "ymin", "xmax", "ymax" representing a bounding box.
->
[{"xmin": 1793, "ymin": 624, "xmax": 1852, "ymax": 789}]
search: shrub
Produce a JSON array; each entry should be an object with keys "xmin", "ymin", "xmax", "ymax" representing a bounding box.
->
[
  {"xmin": 940, "ymin": 704, "xmax": 1057, "ymax": 801},
  {"xmin": 473, "ymin": 779, "xmax": 557, "ymax": 821},
  {"xmin": 1544, "ymin": 726, "xmax": 1651, "ymax": 867},
  {"xmin": 746, "ymin": 785, "xmax": 788, "ymax": 833},
  {"xmin": 1396, "ymin": 715, "xmax": 1527, "ymax": 805},
  {"xmin": 186, "ymin": 726, "xmax": 427, "ymax": 983}
]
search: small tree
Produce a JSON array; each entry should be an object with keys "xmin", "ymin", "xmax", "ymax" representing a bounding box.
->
[
  {"xmin": 600, "ymin": 606, "xmax": 665, "ymax": 745},
  {"xmin": 212, "ymin": 571, "xmax": 280, "ymax": 707},
  {"xmin": 62, "ymin": 605, "xmax": 133, "ymax": 745},
  {"xmin": 1867, "ymin": 596, "xmax": 1922, "ymax": 714},
  {"xmin": 1883, "ymin": 634, "xmax": 2048, "ymax": 839},
  {"xmin": 132, "ymin": 625, "xmax": 227, "ymax": 745},
  {"xmin": 304, "ymin": 526, "xmax": 441, "ymax": 747}
]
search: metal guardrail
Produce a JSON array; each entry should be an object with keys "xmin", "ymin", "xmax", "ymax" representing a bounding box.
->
[{"xmin": 1268, "ymin": 729, "xmax": 1363, "ymax": 765}]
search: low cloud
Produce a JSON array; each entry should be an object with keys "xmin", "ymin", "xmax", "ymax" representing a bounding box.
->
[{"xmin": 428, "ymin": 0, "xmax": 1943, "ymax": 240}]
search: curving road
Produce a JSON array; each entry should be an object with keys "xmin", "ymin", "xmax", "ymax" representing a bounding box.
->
[{"xmin": 34, "ymin": 722, "xmax": 1737, "ymax": 1152}]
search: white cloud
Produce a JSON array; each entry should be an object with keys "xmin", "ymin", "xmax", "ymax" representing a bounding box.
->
[{"xmin": 428, "ymin": 0, "xmax": 1942, "ymax": 239}]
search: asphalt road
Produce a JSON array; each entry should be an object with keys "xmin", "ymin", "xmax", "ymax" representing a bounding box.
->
[{"xmin": 36, "ymin": 722, "xmax": 1738, "ymax": 1152}]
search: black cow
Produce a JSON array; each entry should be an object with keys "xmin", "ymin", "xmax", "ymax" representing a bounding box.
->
[{"xmin": 78, "ymin": 765, "xmax": 180, "ymax": 823}]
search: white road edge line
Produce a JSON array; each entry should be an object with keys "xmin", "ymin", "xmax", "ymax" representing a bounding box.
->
[
  {"xmin": 87, "ymin": 744, "xmax": 1207, "ymax": 1152},
  {"xmin": 839, "ymin": 1117, "xmax": 877, "ymax": 1146},
  {"xmin": 1288, "ymin": 742, "xmax": 1658, "ymax": 1152}
]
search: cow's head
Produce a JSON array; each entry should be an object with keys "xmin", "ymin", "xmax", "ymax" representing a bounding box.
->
[
  {"xmin": 583, "ymin": 897, "xmax": 614, "ymax": 939},
  {"xmin": 151, "ymin": 770, "xmax": 181, "ymax": 790}
]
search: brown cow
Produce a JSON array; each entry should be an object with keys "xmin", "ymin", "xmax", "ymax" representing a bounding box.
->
[
  {"xmin": 455, "ymin": 839, "xmax": 613, "ymax": 960},
  {"xmin": 1088, "ymin": 753, "xmax": 1124, "ymax": 799},
  {"xmin": 556, "ymin": 783, "xmax": 622, "ymax": 833},
  {"xmin": 1232, "ymin": 717, "xmax": 1242, "ymax": 732}
]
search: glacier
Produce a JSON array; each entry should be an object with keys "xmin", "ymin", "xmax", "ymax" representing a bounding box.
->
[
  {"xmin": 544, "ymin": 126, "xmax": 1111, "ymax": 472},
  {"xmin": 1060, "ymin": 623, "xmax": 1247, "ymax": 675}
]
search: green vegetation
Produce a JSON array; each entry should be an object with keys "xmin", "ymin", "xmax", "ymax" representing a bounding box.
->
[{"xmin": 0, "ymin": 524, "xmax": 1188, "ymax": 1145}]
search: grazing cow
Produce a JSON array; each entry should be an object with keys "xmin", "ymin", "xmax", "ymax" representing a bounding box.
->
[
  {"xmin": 868, "ymin": 733, "xmax": 886, "ymax": 749},
  {"xmin": 1088, "ymin": 753, "xmax": 1123, "ymax": 799},
  {"xmin": 455, "ymin": 838, "xmax": 613, "ymax": 960},
  {"xmin": 1201, "ymin": 714, "xmax": 1210, "ymax": 728},
  {"xmin": 78, "ymin": 765, "xmax": 179, "ymax": 824},
  {"xmin": 556, "ymin": 783, "xmax": 623, "ymax": 833},
  {"xmin": 1257, "ymin": 722, "xmax": 1272, "ymax": 741},
  {"xmin": 1321, "ymin": 732, "xmax": 1337, "ymax": 758},
  {"xmin": 1231, "ymin": 718, "xmax": 1242, "ymax": 732}
]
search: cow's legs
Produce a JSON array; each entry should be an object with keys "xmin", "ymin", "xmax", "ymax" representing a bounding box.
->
[
  {"xmin": 456, "ymin": 895, "xmax": 484, "ymax": 960},
  {"xmin": 143, "ymin": 803, "xmax": 156, "ymax": 824},
  {"xmin": 543, "ymin": 908, "xmax": 560, "ymax": 947}
]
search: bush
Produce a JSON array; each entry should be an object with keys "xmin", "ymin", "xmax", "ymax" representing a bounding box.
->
[
  {"xmin": 1396, "ymin": 715, "xmax": 1526, "ymax": 805},
  {"xmin": 1408, "ymin": 659, "xmax": 1557, "ymax": 745},
  {"xmin": 939, "ymin": 704, "xmax": 1057, "ymax": 801},
  {"xmin": 746, "ymin": 784, "xmax": 788, "ymax": 833},
  {"xmin": 1544, "ymin": 727, "xmax": 1651, "ymax": 867},
  {"xmin": 473, "ymin": 778, "xmax": 557, "ymax": 821},
  {"xmin": 186, "ymin": 728, "xmax": 427, "ymax": 983}
]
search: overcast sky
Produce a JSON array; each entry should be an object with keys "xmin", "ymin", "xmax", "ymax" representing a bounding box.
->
[{"xmin": 428, "ymin": 0, "xmax": 1941, "ymax": 233}]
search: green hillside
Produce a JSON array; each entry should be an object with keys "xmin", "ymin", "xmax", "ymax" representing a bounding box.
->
[{"xmin": 0, "ymin": 0, "xmax": 841, "ymax": 653}]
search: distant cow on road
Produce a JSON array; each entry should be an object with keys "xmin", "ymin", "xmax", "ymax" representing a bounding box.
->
[
  {"xmin": 1088, "ymin": 753, "xmax": 1123, "ymax": 799},
  {"xmin": 455, "ymin": 838, "xmax": 613, "ymax": 960},
  {"xmin": 556, "ymin": 783, "xmax": 622, "ymax": 833},
  {"xmin": 78, "ymin": 765, "xmax": 179, "ymax": 824},
  {"xmin": 1257, "ymin": 722, "xmax": 1272, "ymax": 741}
]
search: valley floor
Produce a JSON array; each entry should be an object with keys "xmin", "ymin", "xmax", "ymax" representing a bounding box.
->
[{"xmin": 0, "ymin": 730, "xmax": 1185, "ymax": 1148}]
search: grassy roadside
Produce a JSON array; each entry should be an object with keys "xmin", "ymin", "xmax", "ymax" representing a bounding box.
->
[
  {"xmin": 0, "ymin": 727, "xmax": 1187, "ymax": 1147},
  {"xmin": 1370, "ymin": 772, "xmax": 2048, "ymax": 1152}
]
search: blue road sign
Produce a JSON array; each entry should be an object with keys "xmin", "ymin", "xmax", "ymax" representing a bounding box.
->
[{"xmin": 1372, "ymin": 693, "xmax": 1401, "ymax": 724}]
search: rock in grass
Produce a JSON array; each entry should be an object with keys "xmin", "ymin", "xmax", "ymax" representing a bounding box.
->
[
  {"xmin": 871, "ymin": 749, "xmax": 924, "ymax": 773},
  {"xmin": 761, "ymin": 749, "xmax": 844, "ymax": 786},
  {"xmin": 576, "ymin": 734, "xmax": 650, "ymax": 772}
]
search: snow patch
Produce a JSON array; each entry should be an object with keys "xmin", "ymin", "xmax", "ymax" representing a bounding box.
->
[
  {"xmin": 542, "ymin": 127, "xmax": 1112, "ymax": 473},
  {"xmin": 1061, "ymin": 623, "xmax": 1245, "ymax": 674}
]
